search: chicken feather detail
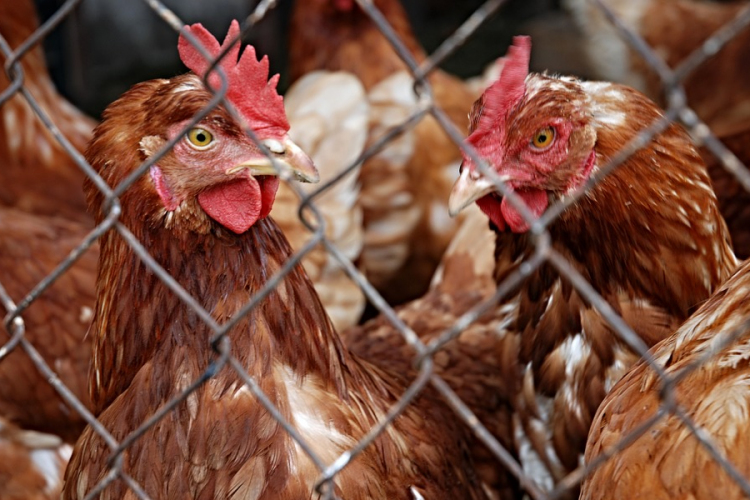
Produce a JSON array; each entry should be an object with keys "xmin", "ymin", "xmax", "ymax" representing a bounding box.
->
[{"xmin": 582, "ymin": 258, "xmax": 750, "ymax": 500}]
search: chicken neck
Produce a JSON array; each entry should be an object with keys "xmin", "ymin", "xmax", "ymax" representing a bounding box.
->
[{"xmin": 89, "ymin": 216, "xmax": 352, "ymax": 414}]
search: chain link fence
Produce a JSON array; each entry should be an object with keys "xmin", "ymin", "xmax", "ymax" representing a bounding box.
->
[{"xmin": 1, "ymin": 0, "xmax": 749, "ymax": 498}]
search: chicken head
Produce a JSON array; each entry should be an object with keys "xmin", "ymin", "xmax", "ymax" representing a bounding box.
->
[
  {"xmin": 86, "ymin": 21, "xmax": 318, "ymax": 235},
  {"xmin": 449, "ymin": 36, "xmax": 596, "ymax": 233}
]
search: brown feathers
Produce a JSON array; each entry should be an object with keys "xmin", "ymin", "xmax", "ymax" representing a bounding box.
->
[
  {"xmin": 288, "ymin": 0, "xmax": 426, "ymax": 91},
  {"xmin": 0, "ymin": 209, "xmax": 96, "ymax": 442},
  {"xmin": 349, "ymin": 48, "xmax": 737, "ymax": 497},
  {"xmin": 582, "ymin": 259, "xmax": 750, "ymax": 500},
  {"xmin": 0, "ymin": 0, "xmax": 95, "ymax": 222},
  {"xmin": 0, "ymin": 0, "xmax": 97, "ymax": 443},
  {"xmin": 565, "ymin": 0, "xmax": 750, "ymax": 258}
]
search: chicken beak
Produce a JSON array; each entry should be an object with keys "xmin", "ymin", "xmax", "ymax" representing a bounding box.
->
[
  {"xmin": 448, "ymin": 166, "xmax": 505, "ymax": 216},
  {"xmin": 228, "ymin": 137, "xmax": 320, "ymax": 183},
  {"xmin": 273, "ymin": 138, "xmax": 320, "ymax": 183}
]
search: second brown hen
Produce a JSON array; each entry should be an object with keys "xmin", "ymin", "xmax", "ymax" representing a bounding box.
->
[{"xmin": 346, "ymin": 36, "xmax": 739, "ymax": 498}]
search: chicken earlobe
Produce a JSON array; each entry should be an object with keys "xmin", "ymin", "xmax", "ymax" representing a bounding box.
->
[{"xmin": 149, "ymin": 166, "xmax": 180, "ymax": 211}]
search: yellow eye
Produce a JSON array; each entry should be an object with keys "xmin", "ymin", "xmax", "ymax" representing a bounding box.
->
[
  {"xmin": 186, "ymin": 127, "xmax": 214, "ymax": 149},
  {"xmin": 531, "ymin": 127, "xmax": 555, "ymax": 150}
]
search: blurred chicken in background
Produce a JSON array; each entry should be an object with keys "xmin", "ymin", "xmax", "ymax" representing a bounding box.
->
[
  {"xmin": 289, "ymin": 0, "xmax": 498, "ymax": 306},
  {"xmin": 0, "ymin": 416, "xmax": 70, "ymax": 500},
  {"xmin": 0, "ymin": 0, "xmax": 97, "ymax": 444},
  {"xmin": 277, "ymin": 70, "xmax": 369, "ymax": 330},
  {"xmin": 0, "ymin": 0, "xmax": 95, "ymax": 221}
]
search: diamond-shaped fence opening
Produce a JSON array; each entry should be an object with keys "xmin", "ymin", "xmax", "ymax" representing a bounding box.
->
[{"xmin": 1, "ymin": 0, "xmax": 749, "ymax": 499}]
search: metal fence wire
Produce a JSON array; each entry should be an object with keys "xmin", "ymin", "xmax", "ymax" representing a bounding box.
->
[{"xmin": 1, "ymin": 0, "xmax": 750, "ymax": 498}]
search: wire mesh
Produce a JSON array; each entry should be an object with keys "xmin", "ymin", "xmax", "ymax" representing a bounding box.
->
[{"xmin": 1, "ymin": 0, "xmax": 749, "ymax": 499}]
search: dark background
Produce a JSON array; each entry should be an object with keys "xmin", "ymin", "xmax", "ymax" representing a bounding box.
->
[{"xmin": 33, "ymin": 0, "xmax": 593, "ymax": 118}]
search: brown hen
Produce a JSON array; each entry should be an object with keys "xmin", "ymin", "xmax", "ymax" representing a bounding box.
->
[
  {"xmin": 63, "ymin": 22, "xmax": 488, "ymax": 499},
  {"xmin": 564, "ymin": 0, "xmax": 750, "ymax": 258},
  {"xmin": 0, "ymin": 0, "xmax": 96, "ymax": 444},
  {"xmin": 582, "ymin": 258, "xmax": 750, "ymax": 500},
  {"xmin": 0, "ymin": 0, "xmax": 95, "ymax": 221},
  {"xmin": 345, "ymin": 36, "xmax": 738, "ymax": 498},
  {"xmin": 289, "ymin": 0, "xmax": 485, "ymax": 305},
  {"xmin": 0, "ymin": 208, "xmax": 96, "ymax": 442}
]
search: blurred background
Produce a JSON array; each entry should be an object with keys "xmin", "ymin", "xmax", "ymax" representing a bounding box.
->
[{"xmin": 34, "ymin": 0, "xmax": 591, "ymax": 117}]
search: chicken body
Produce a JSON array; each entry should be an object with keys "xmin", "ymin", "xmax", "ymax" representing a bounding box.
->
[
  {"xmin": 289, "ymin": 0, "xmax": 483, "ymax": 305},
  {"xmin": 0, "ymin": 12, "xmax": 367, "ymax": 476},
  {"xmin": 63, "ymin": 23, "xmax": 488, "ymax": 499},
  {"xmin": 0, "ymin": 0, "xmax": 97, "ymax": 443},
  {"xmin": 0, "ymin": 417, "xmax": 71, "ymax": 500},
  {"xmin": 0, "ymin": 0, "xmax": 95, "ymax": 221},
  {"xmin": 347, "ymin": 37, "xmax": 738, "ymax": 498},
  {"xmin": 0, "ymin": 209, "xmax": 96, "ymax": 442},
  {"xmin": 581, "ymin": 258, "xmax": 750, "ymax": 500},
  {"xmin": 564, "ymin": 0, "xmax": 750, "ymax": 257}
]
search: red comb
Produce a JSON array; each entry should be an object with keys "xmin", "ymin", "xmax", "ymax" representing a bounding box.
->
[
  {"xmin": 178, "ymin": 20, "xmax": 289, "ymax": 139},
  {"xmin": 467, "ymin": 36, "xmax": 531, "ymax": 148}
]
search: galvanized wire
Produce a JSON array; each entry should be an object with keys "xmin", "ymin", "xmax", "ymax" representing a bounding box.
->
[{"xmin": 1, "ymin": 0, "xmax": 750, "ymax": 498}]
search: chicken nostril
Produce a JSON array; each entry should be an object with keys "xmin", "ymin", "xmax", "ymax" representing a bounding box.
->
[{"xmin": 262, "ymin": 139, "xmax": 285, "ymax": 155}]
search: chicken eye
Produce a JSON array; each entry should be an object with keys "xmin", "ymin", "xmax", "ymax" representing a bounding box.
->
[
  {"xmin": 531, "ymin": 127, "xmax": 555, "ymax": 150},
  {"xmin": 186, "ymin": 127, "xmax": 214, "ymax": 149}
]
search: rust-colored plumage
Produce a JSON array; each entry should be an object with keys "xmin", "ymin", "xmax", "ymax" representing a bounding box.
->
[
  {"xmin": 0, "ymin": 417, "xmax": 71, "ymax": 500},
  {"xmin": 62, "ymin": 23, "xmax": 488, "ymax": 500},
  {"xmin": 0, "ymin": 0, "xmax": 95, "ymax": 221},
  {"xmin": 565, "ymin": 0, "xmax": 750, "ymax": 258},
  {"xmin": 347, "ymin": 37, "xmax": 738, "ymax": 498},
  {"xmin": 288, "ymin": 0, "xmax": 425, "ymax": 91},
  {"xmin": 582, "ymin": 258, "xmax": 750, "ymax": 500},
  {"xmin": 0, "ymin": 208, "xmax": 96, "ymax": 442},
  {"xmin": 289, "ymin": 0, "xmax": 483, "ymax": 305},
  {"xmin": 0, "ymin": 0, "xmax": 96, "ymax": 444}
]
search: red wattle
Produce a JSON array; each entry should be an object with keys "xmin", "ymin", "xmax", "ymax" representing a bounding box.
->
[
  {"xmin": 500, "ymin": 189, "xmax": 548, "ymax": 233},
  {"xmin": 334, "ymin": 0, "xmax": 355, "ymax": 11},
  {"xmin": 198, "ymin": 176, "xmax": 279, "ymax": 234},
  {"xmin": 258, "ymin": 176, "xmax": 279, "ymax": 219},
  {"xmin": 476, "ymin": 189, "xmax": 548, "ymax": 233},
  {"xmin": 476, "ymin": 195, "xmax": 506, "ymax": 231}
]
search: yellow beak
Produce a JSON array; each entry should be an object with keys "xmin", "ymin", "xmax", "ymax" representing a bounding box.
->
[
  {"xmin": 228, "ymin": 136, "xmax": 319, "ymax": 183},
  {"xmin": 448, "ymin": 167, "xmax": 508, "ymax": 216}
]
